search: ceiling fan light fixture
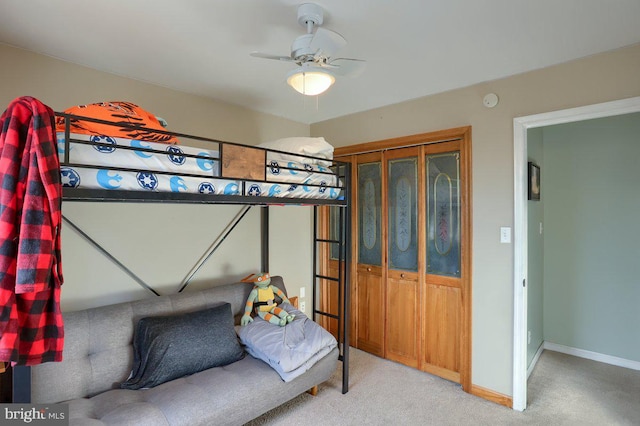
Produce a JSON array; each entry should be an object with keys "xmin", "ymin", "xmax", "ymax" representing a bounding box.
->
[{"xmin": 287, "ymin": 67, "xmax": 335, "ymax": 96}]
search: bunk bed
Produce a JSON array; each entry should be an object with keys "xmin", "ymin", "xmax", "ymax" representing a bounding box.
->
[{"xmin": 12, "ymin": 110, "xmax": 352, "ymax": 403}]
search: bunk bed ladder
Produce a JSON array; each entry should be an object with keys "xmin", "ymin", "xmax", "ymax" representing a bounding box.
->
[{"xmin": 312, "ymin": 164, "xmax": 351, "ymax": 394}]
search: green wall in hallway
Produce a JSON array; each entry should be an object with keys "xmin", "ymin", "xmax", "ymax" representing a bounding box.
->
[{"xmin": 542, "ymin": 112, "xmax": 640, "ymax": 362}]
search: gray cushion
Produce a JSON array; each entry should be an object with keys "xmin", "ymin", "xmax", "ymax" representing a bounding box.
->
[{"xmin": 121, "ymin": 302, "xmax": 244, "ymax": 390}]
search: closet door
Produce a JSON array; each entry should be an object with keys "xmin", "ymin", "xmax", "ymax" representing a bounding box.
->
[
  {"xmin": 385, "ymin": 147, "xmax": 421, "ymax": 368},
  {"xmin": 421, "ymin": 141, "xmax": 464, "ymax": 382},
  {"xmin": 334, "ymin": 127, "xmax": 471, "ymax": 392},
  {"xmin": 320, "ymin": 204, "xmax": 342, "ymax": 337},
  {"xmin": 355, "ymin": 153, "xmax": 384, "ymax": 356}
]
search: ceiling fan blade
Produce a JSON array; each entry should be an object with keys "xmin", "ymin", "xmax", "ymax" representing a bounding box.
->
[
  {"xmin": 250, "ymin": 52, "xmax": 293, "ymax": 62},
  {"xmin": 309, "ymin": 27, "xmax": 347, "ymax": 59},
  {"xmin": 326, "ymin": 58, "xmax": 366, "ymax": 77}
]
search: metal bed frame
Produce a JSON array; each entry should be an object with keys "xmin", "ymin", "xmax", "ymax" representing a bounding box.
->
[{"xmin": 11, "ymin": 113, "xmax": 351, "ymax": 401}]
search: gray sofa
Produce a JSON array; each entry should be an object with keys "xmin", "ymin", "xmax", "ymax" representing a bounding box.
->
[{"xmin": 30, "ymin": 276, "xmax": 338, "ymax": 426}]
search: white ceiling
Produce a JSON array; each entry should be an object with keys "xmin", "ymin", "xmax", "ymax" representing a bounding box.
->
[{"xmin": 2, "ymin": 0, "xmax": 640, "ymax": 124}]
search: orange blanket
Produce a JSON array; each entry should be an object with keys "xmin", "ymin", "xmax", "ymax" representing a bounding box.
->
[{"xmin": 55, "ymin": 101, "xmax": 178, "ymax": 144}]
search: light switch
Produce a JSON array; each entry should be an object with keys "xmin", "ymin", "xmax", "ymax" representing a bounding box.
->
[
  {"xmin": 500, "ymin": 227, "xmax": 511, "ymax": 243},
  {"xmin": 300, "ymin": 287, "xmax": 305, "ymax": 298}
]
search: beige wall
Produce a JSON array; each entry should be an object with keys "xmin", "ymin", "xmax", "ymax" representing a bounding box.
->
[
  {"xmin": 0, "ymin": 44, "xmax": 307, "ymax": 144},
  {"xmin": 311, "ymin": 43, "xmax": 640, "ymax": 397},
  {"xmin": 0, "ymin": 43, "xmax": 313, "ymax": 312},
  {"xmin": 4, "ymin": 39, "xmax": 640, "ymax": 400}
]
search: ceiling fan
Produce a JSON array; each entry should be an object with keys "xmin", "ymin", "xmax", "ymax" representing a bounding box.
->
[{"xmin": 250, "ymin": 3, "xmax": 366, "ymax": 96}]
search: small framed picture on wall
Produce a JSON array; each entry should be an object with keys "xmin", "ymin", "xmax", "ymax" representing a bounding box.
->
[{"xmin": 528, "ymin": 162, "xmax": 540, "ymax": 201}]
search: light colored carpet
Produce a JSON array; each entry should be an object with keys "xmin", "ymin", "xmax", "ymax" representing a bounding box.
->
[{"xmin": 245, "ymin": 348, "xmax": 640, "ymax": 425}]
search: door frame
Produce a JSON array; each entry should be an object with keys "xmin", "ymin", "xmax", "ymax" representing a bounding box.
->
[{"xmin": 512, "ymin": 96, "xmax": 640, "ymax": 411}]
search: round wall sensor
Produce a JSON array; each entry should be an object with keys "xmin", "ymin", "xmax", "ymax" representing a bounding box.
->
[{"xmin": 483, "ymin": 93, "xmax": 499, "ymax": 108}]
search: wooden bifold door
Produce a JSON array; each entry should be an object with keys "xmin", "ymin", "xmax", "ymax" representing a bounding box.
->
[{"xmin": 329, "ymin": 127, "xmax": 471, "ymax": 391}]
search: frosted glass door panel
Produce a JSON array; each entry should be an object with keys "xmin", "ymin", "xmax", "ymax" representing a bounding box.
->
[
  {"xmin": 388, "ymin": 157, "xmax": 418, "ymax": 272},
  {"xmin": 358, "ymin": 162, "xmax": 382, "ymax": 266},
  {"xmin": 426, "ymin": 153, "xmax": 461, "ymax": 277}
]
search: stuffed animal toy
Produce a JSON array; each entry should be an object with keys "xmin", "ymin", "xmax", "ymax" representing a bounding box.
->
[{"xmin": 240, "ymin": 273, "xmax": 295, "ymax": 326}]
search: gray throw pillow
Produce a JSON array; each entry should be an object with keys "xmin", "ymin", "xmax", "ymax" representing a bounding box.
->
[{"xmin": 121, "ymin": 302, "xmax": 245, "ymax": 390}]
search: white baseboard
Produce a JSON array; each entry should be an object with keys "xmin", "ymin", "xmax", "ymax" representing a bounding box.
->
[
  {"xmin": 527, "ymin": 343, "xmax": 545, "ymax": 378},
  {"xmin": 543, "ymin": 342, "xmax": 640, "ymax": 371}
]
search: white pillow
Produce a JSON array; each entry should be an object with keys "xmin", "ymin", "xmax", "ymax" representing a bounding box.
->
[{"xmin": 258, "ymin": 137, "xmax": 334, "ymax": 166}]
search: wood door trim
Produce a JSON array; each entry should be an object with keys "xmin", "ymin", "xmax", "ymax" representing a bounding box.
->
[
  {"xmin": 383, "ymin": 145, "xmax": 421, "ymax": 160},
  {"xmin": 459, "ymin": 127, "xmax": 472, "ymax": 393},
  {"xmin": 334, "ymin": 126, "xmax": 470, "ymax": 157},
  {"xmin": 354, "ymin": 152, "xmax": 381, "ymax": 164}
]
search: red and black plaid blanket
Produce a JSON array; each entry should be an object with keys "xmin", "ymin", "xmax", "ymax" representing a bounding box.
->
[{"xmin": 0, "ymin": 96, "xmax": 64, "ymax": 365}]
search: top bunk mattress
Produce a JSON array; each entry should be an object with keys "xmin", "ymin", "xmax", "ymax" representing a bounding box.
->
[{"xmin": 57, "ymin": 133, "xmax": 343, "ymax": 200}]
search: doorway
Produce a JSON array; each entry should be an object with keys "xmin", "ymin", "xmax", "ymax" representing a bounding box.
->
[{"xmin": 512, "ymin": 96, "xmax": 640, "ymax": 411}]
